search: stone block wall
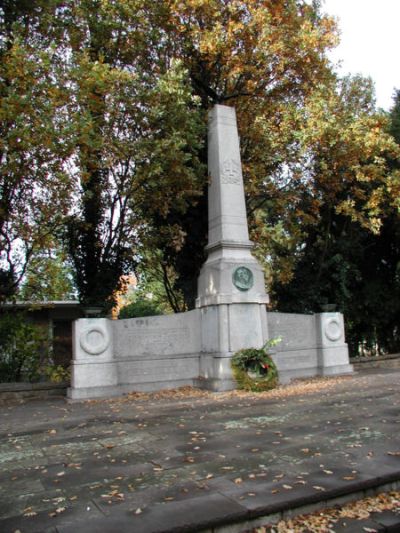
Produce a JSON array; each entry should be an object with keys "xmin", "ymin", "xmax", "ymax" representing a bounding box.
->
[
  {"xmin": 268, "ymin": 312, "xmax": 353, "ymax": 383},
  {"xmin": 69, "ymin": 311, "xmax": 202, "ymax": 399},
  {"xmin": 68, "ymin": 309, "xmax": 353, "ymax": 400}
]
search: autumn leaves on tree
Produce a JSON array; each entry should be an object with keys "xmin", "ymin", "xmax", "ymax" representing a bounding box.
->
[{"xmin": 0, "ymin": 0, "xmax": 399, "ymax": 353}]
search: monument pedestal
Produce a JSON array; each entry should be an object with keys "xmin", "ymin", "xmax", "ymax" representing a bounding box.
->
[
  {"xmin": 196, "ymin": 301, "xmax": 269, "ymax": 391},
  {"xmin": 195, "ymin": 105, "xmax": 270, "ymax": 391}
]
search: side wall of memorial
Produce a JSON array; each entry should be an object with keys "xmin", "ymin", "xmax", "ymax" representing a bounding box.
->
[
  {"xmin": 268, "ymin": 312, "xmax": 353, "ymax": 383},
  {"xmin": 68, "ymin": 310, "xmax": 202, "ymax": 400}
]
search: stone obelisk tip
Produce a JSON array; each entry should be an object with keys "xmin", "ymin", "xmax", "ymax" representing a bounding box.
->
[{"xmin": 207, "ymin": 104, "xmax": 251, "ymax": 249}]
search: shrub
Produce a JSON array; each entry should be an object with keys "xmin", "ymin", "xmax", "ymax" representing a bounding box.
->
[
  {"xmin": 231, "ymin": 339, "xmax": 280, "ymax": 392},
  {"xmin": 44, "ymin": 364, "xmax": 70, "ymax": 383},
  {"xmin": 0, "ymin": 313, "xmax": 45, "ymax": 382},
  {"xmin": 118, "ymin": 299, "xmax": 163, "ymax": 319}
]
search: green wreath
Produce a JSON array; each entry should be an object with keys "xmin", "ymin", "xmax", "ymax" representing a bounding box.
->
[{"xmin": 231, "ymin": 339, "xmax": 280, "ymax": 392}]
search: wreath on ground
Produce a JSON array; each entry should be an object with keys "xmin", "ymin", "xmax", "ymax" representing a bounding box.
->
[{"xmin": 231, "ymin": 339, "xmax": 280, "ymax": 392}]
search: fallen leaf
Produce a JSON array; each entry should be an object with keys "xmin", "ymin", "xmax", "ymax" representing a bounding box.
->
[
  {"xmin": 234, "ymin": 478, "xmax": 243, "ymax": 484},
  {"xmin": 313, "ymin": 486, "xmax": 326, "ymax": 491},
  {"xmin": 135, "ymin": 508, "xmax": 142, "ymax": 515},
  {"xmin": 323, "ymin": 470, "xmax": 333, "ymax": 475},
  {"xmin": 283, "ymin": 484, "xmax": 293, "ymax": 490},
  {"xmin": 23, "ymin": 511, "xmax": 37, "ymax": 517}
]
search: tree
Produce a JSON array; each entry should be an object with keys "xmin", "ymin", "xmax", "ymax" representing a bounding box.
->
[
  {"xmin": 270, "ymin": 79, "xmax": 400, "ymax": 355},
  {"xmin": 143, "ymin": 0, "xmax": 341, "ymax": 307},
  {"xmin": 0, "ymin": 0, "xmax": 71, "ymax": 300},
  {"xmin": 19, "ymin": 247, "xmax": 77, "ymax": 302},
  {"xmin": 48, "ymin": 2, "xmax": 205, "ymax": 312}
]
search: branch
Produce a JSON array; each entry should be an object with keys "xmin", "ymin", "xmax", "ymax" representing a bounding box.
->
[{"xmin": 161, "ymin": 262, "xmax": 181, "ymax": 313}]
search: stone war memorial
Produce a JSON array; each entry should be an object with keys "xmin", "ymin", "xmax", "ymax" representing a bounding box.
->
[{"xmin": 68, "ymin": 105, "xmax": 353, "ymax": 400}]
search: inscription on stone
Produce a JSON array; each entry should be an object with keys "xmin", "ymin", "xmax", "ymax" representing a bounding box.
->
[
  {"xmin": 221, "ymin": 159, "xmax": 241, "ymax": 184},
  {"xmin": 113, "ymin": 319, "xmax": 193, "ymax": 358},
  {"xmin": 268, "ymin": 313, "xmax": 316, "ymax": 350}
]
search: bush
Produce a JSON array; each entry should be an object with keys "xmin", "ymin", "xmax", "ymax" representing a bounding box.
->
[
  {"xmin": 0, "ymin": 313, "xmax": 45, "ymax": 382},
  {"xmin": 231, "ymin": 339, "xmax": 280, "ymax": 392},
  {"xmin": 118, "ymin": 299, "xmax": 163, "ymax": 319},
  {"xmin": 44, "ymin": 364, "xmax": 70, "ymax": 383}
]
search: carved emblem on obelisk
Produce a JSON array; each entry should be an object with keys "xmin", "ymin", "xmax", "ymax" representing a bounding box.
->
[{"xmin": 221, "ymin": 158, "xmax": 241, "ymax": 184}]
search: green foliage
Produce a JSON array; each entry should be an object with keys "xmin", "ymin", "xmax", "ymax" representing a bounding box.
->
[
  {"xmin": 231, "ymin": 340, "xmax": 280, "ymax": 392},
  {"xmin": 268, "ymin": 80, "xmax": 400, "ymax": 356},
  {"xmin": 0, "ymin": 313, "xmax": 46, "ymax": 382},
  {"xmin": 122, "ymin": 258, "xmax": 182, "ymax": 315},
  {"xmin": 118, "ymin": 299, "xmax": 163, "ymax": 319},
  {"xmin": 19, "ymin": 248, "xmax": 77, "ymax": 301},
  {"xmin": 44, "ymin": 364, "xmax": 70, "ymax": 383},
  {"xmin": 389, "ymin": 89, "xmax": 400, "ymax": 144},
  {"xmin": 0, "ymin": 2, "xmax": 72, "ymax": 300}
]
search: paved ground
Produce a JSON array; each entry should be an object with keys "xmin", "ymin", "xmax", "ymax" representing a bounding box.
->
[{"xmin": 0, "ymin": 369, "xmax": 399, "ymax": 533}]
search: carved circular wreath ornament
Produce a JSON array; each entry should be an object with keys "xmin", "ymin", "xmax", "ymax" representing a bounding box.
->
[
  {"xmin": 324, "ymin": 318, "xmax": 342, "ymax": 342},
  {"xmin": 79, "ymin": 325, "xmax": 110, "ymax": 355},
  {"xmin": 231, "ymin": 339, "xmax": 280, "ymax": 392}
]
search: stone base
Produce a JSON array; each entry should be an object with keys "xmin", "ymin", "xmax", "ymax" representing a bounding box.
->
[
  {"xmin": 275, "ymin": 367, "xmax": 319, "ymax": 385},
  {"xmin": 276, "ymin": 365, "xmax": 354, "ymax": 385},
  {"xmin": 319, "ymin": 363, "xmax": 354, "ymax": 377},
  {"xmin": 193, "ymin": 377, "xmax": 236, "ymax": 392},
  {"xmin": 196, "ymin": 248, "xmax": 269, "ymax": 308},
  {"xmin": 67, "ymin": 378, "xmax": 195, "ymax": 401}
]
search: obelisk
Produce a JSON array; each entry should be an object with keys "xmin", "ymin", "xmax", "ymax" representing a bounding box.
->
[{"xmin": 196, "ymin": 105, "xmax": 269, "ymax": 391}]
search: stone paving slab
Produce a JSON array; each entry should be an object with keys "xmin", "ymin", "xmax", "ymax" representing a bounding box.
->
[{"xmin": 0, "ymin": 369, "xmax": 399, "ymax": 532}]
